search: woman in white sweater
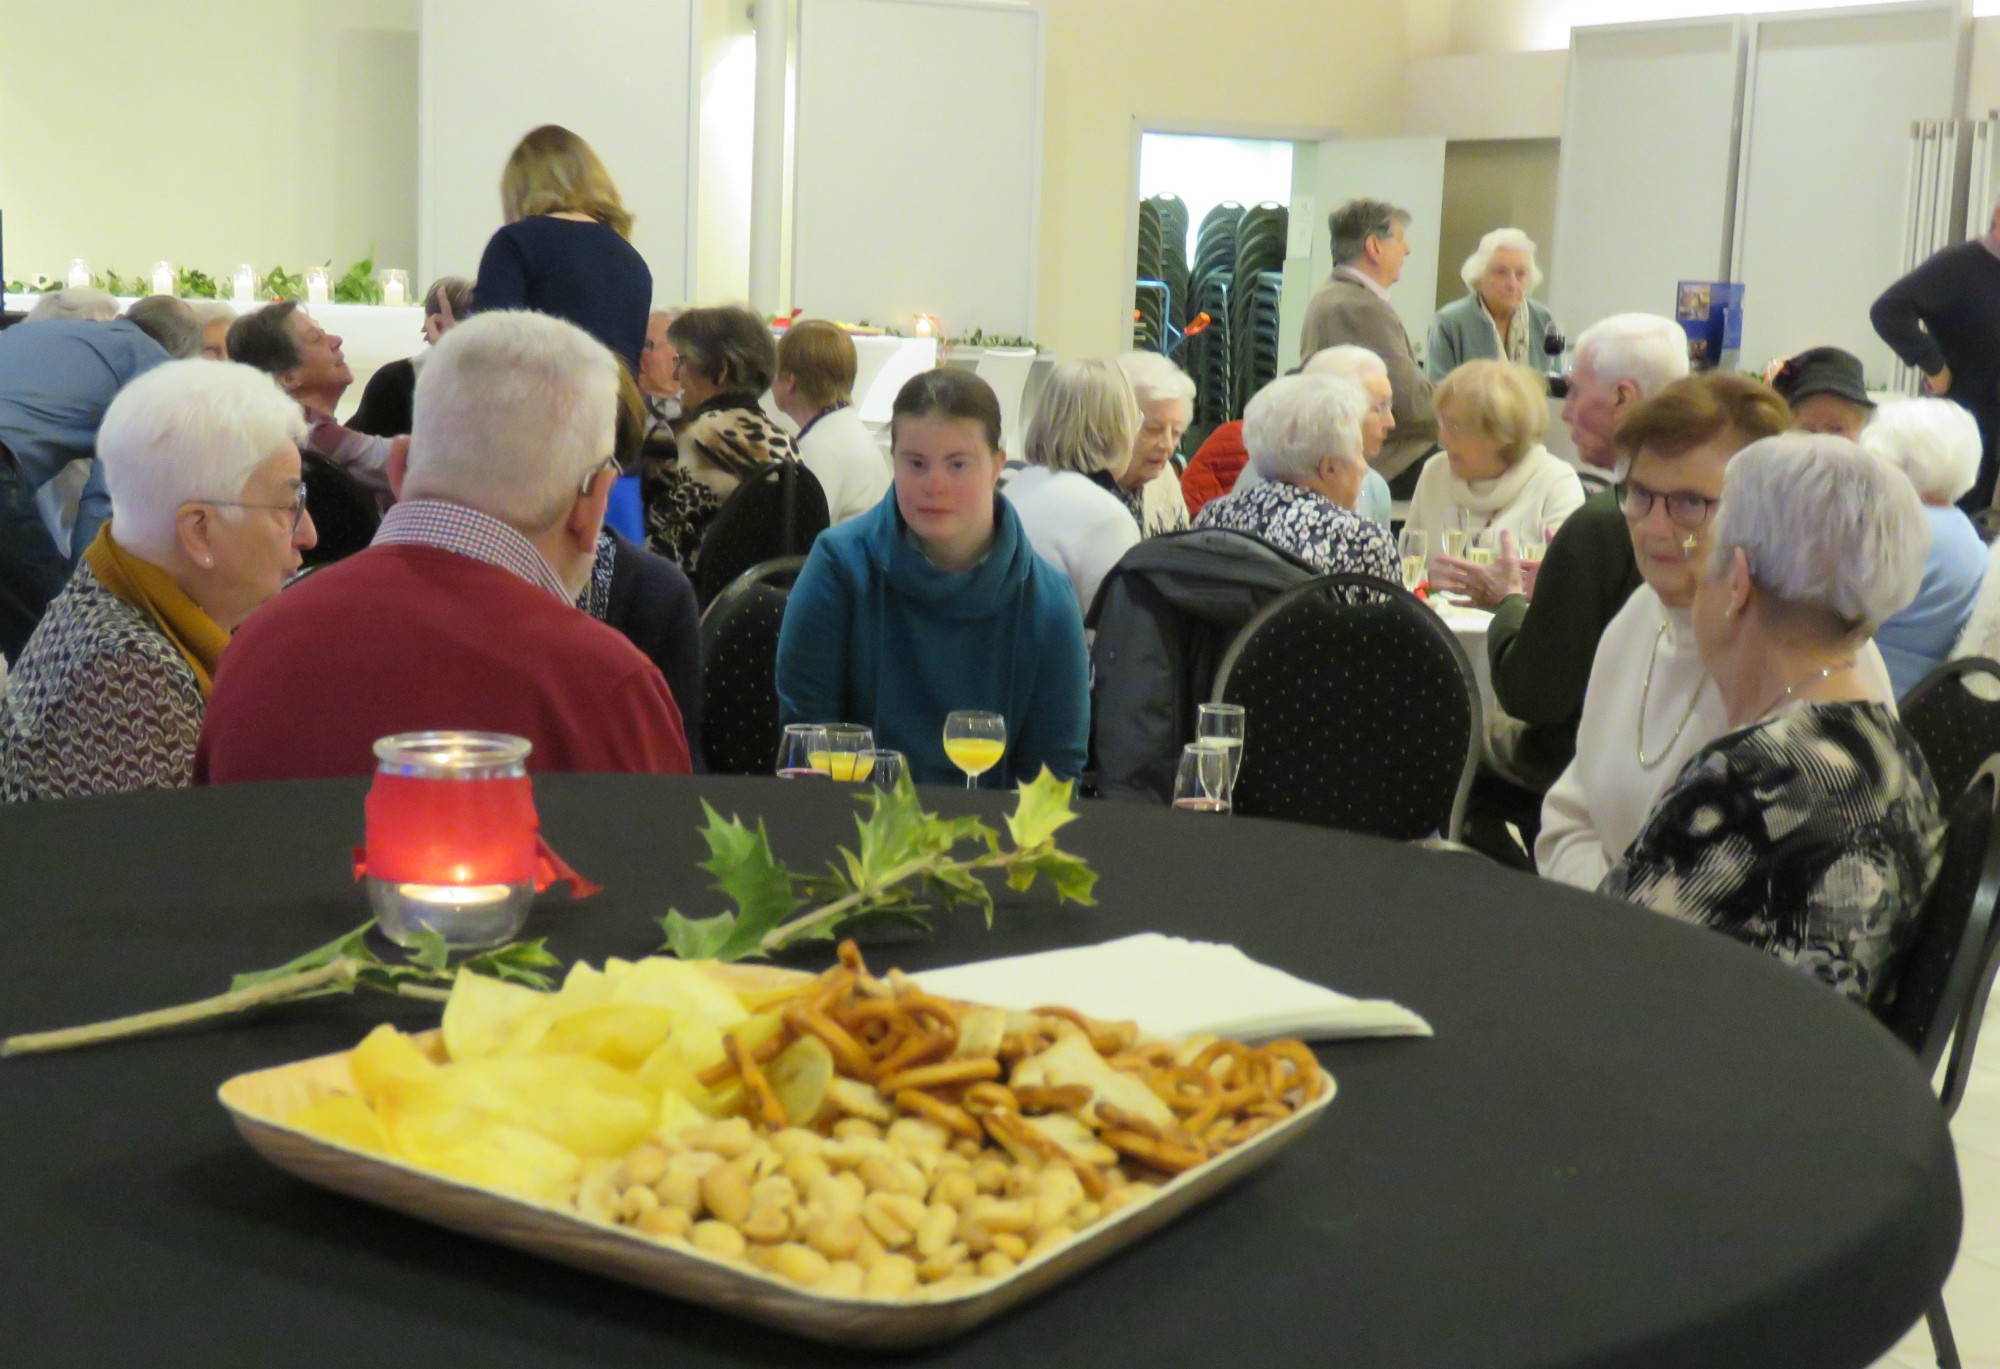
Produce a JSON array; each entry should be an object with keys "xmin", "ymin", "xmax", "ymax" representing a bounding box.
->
[
  {"xmin": 774, "ymin": 319, "xmax": 891, "ymax": 524},
  {"xmin": 1414, "ymin": 359, "xmax": 1583, "ymax": 592},
  {"xmin": 1001, "ymin": 358, "xmax": 1142, "ymax": 618},
  {"xmin": 1536, "ymin": 372, "xmax": 1898, "ymax": 887}
]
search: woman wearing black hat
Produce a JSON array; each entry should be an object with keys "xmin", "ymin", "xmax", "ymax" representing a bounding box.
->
[{"xmin": 1765, "ymin": 346, "xmax": 1874, "ymax": 439}]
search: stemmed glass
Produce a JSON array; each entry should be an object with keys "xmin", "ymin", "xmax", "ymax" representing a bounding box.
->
[
  {"xmin": 859, "ymin": 750, "xmax": 906, "ymax": 789},
  {"xmin": 1172, "ymin": 742, "xmax": 1233, "ymax": 813},
  {"xmin": 1398, "ymin": 528, "xmax": 1428, "ymax": 591},
  {"xmin": 943, "ymin": 711, "xmax": 1005, "ymax": 790},
  {"xmin": 775, "ymin": 724, "xmax": 830, "ymax": 779},
  {"xmin": 1441, "ymin": 508, "xmax": 1471, "ymax": 559},
  {"xmin": 1197, "ymin": 703, "xmax": 1246, "ymax": 791},
  {"xmin": 811, "ymin": 724, "xmax": 876, "ymax": 781}
]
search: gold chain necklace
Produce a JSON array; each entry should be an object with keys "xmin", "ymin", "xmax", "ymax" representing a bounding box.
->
[{"xmin": 1636, "ymin": 619, "xmax": 1704, "ymax": 767}]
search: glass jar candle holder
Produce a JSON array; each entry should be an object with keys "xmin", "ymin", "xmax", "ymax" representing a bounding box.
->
[
  {"xmin": 363, "ymin": 731, "xmax": 538, "ymax": 950},
  {"xmin": 381, "ymin": 269, "xmax": 409, "ymax": 307},
  {"xmin": 232, "ymin": 263, "xmax": 257, "ymax": 304},
  {"xmin": 151, "ymin": 261, "xmax": 175, "ymax": 297},
  {"xmin": 306, "ymin": 266, "xmax": 330, "ymax": 305},
  {"xmin": 66, "ymin": 258, "xmax": 91, "ymax": 289}
]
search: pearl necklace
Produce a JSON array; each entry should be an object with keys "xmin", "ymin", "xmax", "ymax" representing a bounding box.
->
[{"xmin": 1636, "ymin": 620, "xmax": 1703, "ymax": 768}]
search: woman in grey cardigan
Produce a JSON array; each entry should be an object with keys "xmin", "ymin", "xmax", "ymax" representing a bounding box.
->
[{"xmin": 1427, "ymin": 228, "xmax": 1561, "ymax": 382}]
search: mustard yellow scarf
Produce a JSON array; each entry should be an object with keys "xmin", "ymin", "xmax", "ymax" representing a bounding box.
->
[{"xmin": 83, "ymin": 526, "xmax": 229, "ymax": 697}]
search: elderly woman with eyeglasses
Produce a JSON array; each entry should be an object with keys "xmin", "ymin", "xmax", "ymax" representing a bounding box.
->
[
  {"xmin": 1426, "ymin": 227, "xmax": 1562, "ymax": 382},
  {"xmin": 0, "ymin": 361, "xmax": 317, "ymax": 801},
  {"xmin": 1536, "ymin": 372, "xmax": 1898, "ymax": 888},
  {"xmin": 1602, "ymin": 435, "xmax": 1940, "ymax": 1005}
]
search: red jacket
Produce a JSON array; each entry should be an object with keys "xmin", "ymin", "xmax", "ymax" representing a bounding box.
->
[
  {"xmin": 1180, "ymin": 421, "xmax": 1248, "ymax": 517},
  {"xmin": 195, "ymin": 544, "xmax": 691, "ymax": 784}
]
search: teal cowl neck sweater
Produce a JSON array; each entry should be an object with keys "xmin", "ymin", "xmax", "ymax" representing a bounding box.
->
[{"xmin": 775, "ymin": 488, "xmax": 1089, "ymax": 786}]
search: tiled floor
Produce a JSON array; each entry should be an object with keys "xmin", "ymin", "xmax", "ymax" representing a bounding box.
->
[{"xmin": 1872, "ymin": 992, "xmax": 2000, "ymax": 1369}]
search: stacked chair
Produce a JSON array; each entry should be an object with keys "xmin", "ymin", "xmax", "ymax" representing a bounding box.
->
[
  {"xmin": 1149, "ymin": 193, "xmax": 1190, "ymax": 338},
  {"xmin": 1229, "ymin": 203, "xmax": 1288, "ymax": 416},
  {"xmin": 1134, "ymin": 199, "xmax": 1166, "ymax": 353},
  {"xmin": 1185, "ymin": 202, "xmax": 1244, "ymax": 427}
]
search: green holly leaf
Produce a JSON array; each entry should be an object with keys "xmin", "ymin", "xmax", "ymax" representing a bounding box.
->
[
  {"xmin": 464, "ymin": 939, "xmax": 560, "ymax": 989},
  {"xmin": 659, "ymin": 909, "xmax": 744, "ymax": 960},
  {"xmin": 850, "ymin": 777, "xmax": 936, "ymax": 884},
  {"xmin": 1004, "ymin": 850, "xmax": 1099, "ymax": 905},
  {"xmin": 407, "ymin": 929, "xmax": 451, "ymax": 977},
  {"xmin": 926, "ymin": 863, "xmax": 995, "ymax": 925},
  {"xmin": 1005, "ymin": 769, "xmax": 1081, "ymax": 851},
  {"xmin": 229, "ymin": 923, "xmax": 375, "ymax": 993},
  {"xmin": 658, "ymin": 802, "xmax": 805, "ymax": 962}
]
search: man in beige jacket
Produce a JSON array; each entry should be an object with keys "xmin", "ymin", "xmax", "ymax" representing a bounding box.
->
[{"xmin": 1300, "ymin": 198, "xmax": 1436, "ymax": 490}]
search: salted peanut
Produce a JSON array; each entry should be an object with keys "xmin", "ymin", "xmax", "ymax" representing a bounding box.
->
[
  {"xmin": 740, "ymin": 1200, "xmax": 793, "ymax": 1245},
  {"xmin": 971, "ymin": 1198, "xmax": 1035, "ymax": 1235},
  {"xmin": 1100, "ymin": 1183, "xmax": 1155, "ymax": 1217},
  {"xmin": 864, "ymin": 1254, "xmax": 919, "ymax": 1298},
  {"xmin": 575, "ymin": 1162, "xmax": 622, "ymax": 1225},
  {"xmin": 700, "ymin": 1161, "xmax": 754, "ymax": 1226},
  {"xmin": 977, "ymin": 1250, "xmax": 1018, "ymax": 1279},
  {"xmin": 803, "ymin": 1209, "xmax": 867, "ymax": 1260},
  {"xmin": 655, "ymin": 1168, "xmax": 705, "ymax": 1215},
  {"xmin": 821, "ymin": 1261, "xmax": 865, "ymax": 1298},
  {"xmin": 969, "ymin": 1156, "xmax": 1011, "ymax": 1195},
  {"xmin": 831, "ymin": 1117, "xmax": 884, "ymax": 1143},
  {"xmin": 691, "ymin": 1220, "xmax": 747, "ymax": 1260},
  {"xmin": 782, "ymin": 1152, "xmax": 832, "ymax": 1191},
  {"xmin": 664, "ymin": 1149, "xmax": 724, "ymax": 1181},
  {"xmin": 1027, "ymin": 1224, "xmax": 1074, "ymax": 1259},
  {"xmin": 636, "ymin": 1205, "xmax": 693, "ymax": 1241},
  {"xmin": 1031, "ymin": 1167, "xmax": 1084, "ymax": 1235},
  {"xmin": 851, "ymin": 1231, "xmax": 888, "ymax": 1271},
  {"xmin": 931, "ymin": 1169, "xmax": 979, "ymax": 1211},
  {"xmin": 683, "ymin": 1117, "xmax": 759, "ymax": 1160},
  {"xmin": 621, "ymin": 1142, "xmax": 672, "ymax": 1189},
  {"xmin": 990, "ymin": 1232, "xmax": 1028, "ymax": 1262},
  {"xmin": 763, "ymin": 1242, "xmax": 831, "ymax": 1288},
  {"xmin": 770, "ymin": 1128, "xmax": 824, "ymax": 1160},
  {"xmin": 858, "ymin": 1153, "xmax": 927, "ymax": 1199},
  {"xmin": 744, "ymin": 1144, "xmax": 785, "ymax": 1181},
  {"xmin": 916, "ymin": 1242, "xmax": 969, "ymax": 1283},
  {"xmin": 825, "ymin": 1077, "xmax": 896, "ymax": 1125},
  {"xmin": 618, "ymin": 1185, "xmax": 662, "ymax": 1222},
  {"xmin": 860, "ymin": 1190, "xmax": 927, "ymax": 1247},
  {"xmin": 1070, "ymin": 1201, "xmax": 1102, "ymax": 1228},
  {"xmin": 886, "ymin": 1118, "xmax": 952, "ymax": 1154},
  {"xmin": 914, "ymin": 1201, "xmax": 958, "ymax": 1258},
  {"xmin": 751, "ymin": 1174, "xmax": 800, "ymax": 1209},
  {"xmin": 808, "ymin": 1170, "xmax": 867, "ymax": 1217},
  {"xmin": 1003, "ymin": 1166, "xmax": 1042, "ymax": 1200},
  {"xmin": 924, "ymin": 1274, "xmax": 980, "ymax": 1299},
  {"xmin": 950, "ymin": 1137, "xmax": 985, "ymax": 1160}
]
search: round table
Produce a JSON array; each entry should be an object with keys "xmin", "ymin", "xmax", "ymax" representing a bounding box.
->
[
  {"xmin": 0, "ymin": 776, "xmax": 1958, "ymax": 1368},
  {"xmin": 1431, "ymin": 600, "xmax": 1496, "ymax": 717}
]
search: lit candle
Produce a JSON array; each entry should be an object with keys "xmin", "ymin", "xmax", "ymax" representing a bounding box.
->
[
  {"xmin": 306, "ymin": 267, "xmax": 329, "ymax": 305},
  {"xmin": 232, "ymin": 263, "xmax": 256, "ymax": 304},
  {"xmin": 913, "ymin": 314, "xmax": 934, "ymax": 337},
  {"xmin": 382, "ymin": 269, "xmax": 408, "ymax": 308},
  {"xmin": 66, "ymin": 258, "xmax": 90, "ymax": 290},
  {"xmin": 396, "ymin": 883, "xmax": 514, "ymax": 909},
  {"xmin": 151, "ymin": 261, "xmax": 175, "ymax": 297}
]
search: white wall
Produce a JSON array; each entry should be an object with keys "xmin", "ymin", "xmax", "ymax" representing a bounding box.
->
[
  {"xmin": 1403, "ymin": 51, "xmax": 1567, "ymax": 139},
  {"xmin": 1451, "ymin": 0, "xmax": 1998, "ymax": 55}
]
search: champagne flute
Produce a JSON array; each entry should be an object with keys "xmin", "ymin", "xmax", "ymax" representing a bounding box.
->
[
  {"xmin": 1398, "ymin": 528, "xmax": 1429, "ymax": 591},
  {"xmin": 1441, "ymin": 508, "xmax": 1470, "ymax": 559},
  {"xmin": 776, "ymin": 724, "xmax": 831, "ymax": 779},
  {"xmin": 859, "ymin": 749, "xmax": 906, "ymax": 789},
  {"xmin": 810, "ymin": 723, "xmax": 875, "ymax": 781},
  {"xmin": 1197, "ymin": 702, "xmax": 1246, "ymax": 789},
  {"xmin": 1172, "ymin": 742, "xmax": 1232, "ymax": 813},
  {"xmin": 943, "ymin": 711, "xmax": 1005, "ymax": 789}
]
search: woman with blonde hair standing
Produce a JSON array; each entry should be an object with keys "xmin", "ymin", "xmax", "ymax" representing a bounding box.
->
[{"xmin": 470, "ymin": 124, "xmax": 652, "ymax": 373}]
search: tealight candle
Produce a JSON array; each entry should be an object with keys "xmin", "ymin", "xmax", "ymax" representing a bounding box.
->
[
  {"xmin": 151, "ymin": 261, "xmax": 175, "ymax": 297},
  {"xmin": 913, "ymin": 314, "xmax": 934, "ymax": 337},
  {"xmin": 306, "ymin": 267, "xmax": 329, "ymax": 305},
  {"xmin": 382, "ymin": 269, "xmax": 408, "ymax": 308},
  {"xmin": 232, "ymin": 263, "xmax": 256, "ymax": 304},
  {"xmin": 65, "ymin": 258, "xmax": 90, "ymax": 290}
]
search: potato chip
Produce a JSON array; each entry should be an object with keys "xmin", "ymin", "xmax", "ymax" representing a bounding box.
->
[
  {"xmin": 440, "ymin": 969, "xmax": 548, "ymax": 1063},
  {"xmin": 348, "ymin": 1023, "xmax": 437, "ymax": 1107},
  {"xmin": 288, "ymin": 1093, "xmax": 394, "ymax": 1157}
]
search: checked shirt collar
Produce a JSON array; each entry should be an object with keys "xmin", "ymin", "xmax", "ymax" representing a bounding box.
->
[{"xmin": 372, "ymin": 498, "xmax": 572, "ymax": 602}]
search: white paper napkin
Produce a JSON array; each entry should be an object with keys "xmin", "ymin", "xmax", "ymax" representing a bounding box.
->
[{"xmin": 914, "ymin": 934, "xmax": 1432, "ymax": 1043}]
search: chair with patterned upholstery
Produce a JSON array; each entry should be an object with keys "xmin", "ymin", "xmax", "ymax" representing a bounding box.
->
[
  {"xmin": 1900, "ymin": 656, "xmax": 2000, "ymax": 809},
  {"xmin": 694, "ymin": 460, "xmax": 830, "ymax": 608},
  {"xmin": 1213, "ymin": 573, "xmax": 1482, "ymax": 841},
  {"xmin": 697, "ymin": 556, "xmax": 806, "ymax": 775}
]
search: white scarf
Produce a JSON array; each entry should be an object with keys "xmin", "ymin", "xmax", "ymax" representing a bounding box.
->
[
  {"xmin": 1449, "ymin": 444, "xmax": 1561, "ymax": 523},
  {"xmin": 1481, "ymin": 296, "xmax": 1533, "ymax": 366}
]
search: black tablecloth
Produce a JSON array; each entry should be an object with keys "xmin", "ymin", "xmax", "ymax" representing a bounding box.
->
[{"xmin": 0, "ymin": 776, "xmax": 1960, "ymax": 1368}]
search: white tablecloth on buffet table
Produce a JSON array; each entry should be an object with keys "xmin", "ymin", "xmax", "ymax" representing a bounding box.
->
[{"xmin": 1430, "ymin": 600, "xmax": 1495, "ymax": 720}]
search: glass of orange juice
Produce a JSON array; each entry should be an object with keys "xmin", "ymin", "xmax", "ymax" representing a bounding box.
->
[{"xmin": 943, "ymin": 711, "xmax": 1005, "ymax": 790}]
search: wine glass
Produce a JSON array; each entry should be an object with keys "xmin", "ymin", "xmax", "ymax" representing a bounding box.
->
[
  {"xmin": 1397, "ymin": 528, "xmax": 1429, "ymax": 591},
  {"xmin": 1172, "ymin": 742, "xmax": 1232, "ymax": 813},
  {"xmin": 1441, "ymin": 508, "xmax": 1470, "ymax": 559},
  {"xmin": 811, "ymin": 723, "xmax": 875, "ymax": 781},
  {"xmin": 858, "ymin": 749, "xmax": 906, "ymax": 789},
  {"xmin": 943, "ymin": 711, "xmax": 1005, "ymax": 790},
  {"xmin": 1464, "ymin": 530, "xmax": 1496, "ymax": 569},
  {"xmin": 775, "ymin": 723, "xmax": 831, "ymax": 779},
  {"xmin": 1197, "ymin": 702, "xmax": 1245, "ymax": 789}
]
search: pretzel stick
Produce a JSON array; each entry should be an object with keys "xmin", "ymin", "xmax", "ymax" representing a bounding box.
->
[
  {"xmin": 787, "ymin": 1003, "xmax": 877, "ymax": 1081},
  {"xmin": 893, "ymin": 1089, "xmax": 984, "ymax": 1141},
  {"xmin": 876, "ymin": 1057, "xmax": 1000, "ymax": 1094},
  {"xmin": 726, "ymin": 1031, "xmax": 787, "ymax": 1130},
  {"xmin": 1100, "ymin": 1129, "xmax": 1207, "ymax": 1175},
  {"xmin": 696, "ymin": 1029, "xmax": 788, "ymax": 1086}
]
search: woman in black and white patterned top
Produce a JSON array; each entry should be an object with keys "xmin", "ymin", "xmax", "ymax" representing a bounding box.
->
[
  {"xmin": 1192, "ymin": 372, "xmax": 1398, "ymax": 581},
  {"xmin": 1602, "ymin": 434, "xmax": 1944, "ymax": 1004}
]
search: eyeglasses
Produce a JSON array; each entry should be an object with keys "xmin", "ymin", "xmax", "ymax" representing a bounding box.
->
[
  {"xmin": 1621, "ymin": 481, "xmax": 1720, "ymax": 531},
  {"xmin": 579, "ymin": 452, "xmax": 621, "ymax": 495},
  {"xmin": 200, "ymin": 482, "xmax": 310, "ymax": 532}
]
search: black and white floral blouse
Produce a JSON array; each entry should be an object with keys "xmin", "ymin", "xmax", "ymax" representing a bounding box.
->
[
  {"xmin": 1601, "ymin": 700, "xmax": 1943, "ymax": 1005},
  {"xmin": 1191, "ymin": 481, "xmax": 1398, "ymax": 580}
]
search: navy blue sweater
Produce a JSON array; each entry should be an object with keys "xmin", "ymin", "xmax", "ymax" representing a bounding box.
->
[{"xmin": 470, "ymin": 217, "xmax": 651, "ymax": 372}]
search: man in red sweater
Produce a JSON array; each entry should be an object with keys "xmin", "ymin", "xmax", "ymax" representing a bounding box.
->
[{"xmin": 196, "ymin": 311, "xmax": 692, "ymax": 782}]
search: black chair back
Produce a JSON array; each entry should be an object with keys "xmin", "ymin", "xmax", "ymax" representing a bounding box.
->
[
  {"xmin": 300, "ymin": 452, "xmax": 381, "ymax": 567},
  {"xmin": 1878, "ymin": 760, "xmax": 2000, "ymax": 1110},
  {"xmin": 1213, "ymin": 573, "xmax": 1482, "ymax": 841},
  {"xmin": 698, "ymin": 556, "xmax": 806, "ymax": 775},
  {"xmin": 1899, "ymin": 656, "xmax": 2000, "ymax": 809},
  {"xmin": 695, "ymin": 461, "xmax": 829, "ymax": 607}
]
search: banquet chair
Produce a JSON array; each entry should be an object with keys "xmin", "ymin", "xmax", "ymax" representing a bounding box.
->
[
  {"xmin": 299, "ymin": 451, "xmax": 381, "ymax": 568},
  {"xmin": 698, "ymin": 556, "xmax": 806, "ymax": 775},
  {"xmin": 1900, "ymin": 657, "xmax": 2000, "ymax": 808},
  {"xmin": 694, "ymin": 460, "xmax": 829, "ymax": 608},
  {"xmin": 1874, "ymin": 759, "xmax": 2000, "ymax": 1369},
  {"xmin": 1213, "ymin": 574, "xmax": 1482, "ymax": 842}
]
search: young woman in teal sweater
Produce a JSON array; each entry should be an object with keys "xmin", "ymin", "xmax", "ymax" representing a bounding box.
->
[{"xmin": 775, "ymin": 370, "xmax": 1089, "ymax": 786}]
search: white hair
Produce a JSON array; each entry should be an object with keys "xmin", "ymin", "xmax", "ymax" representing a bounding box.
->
[
  {"xmin": 1575, "ymin": 313, "xmax": 1689, "ymax": 398},
  {"xmin": 1710, "ymin": 433, "xmax": 1929, "ymax": 635},
  {"xmin": 1243, "ymin": 374, "xmax": 1367, "ymax": 482},
  {"xmin": 1860, "ymin": 397, "xmax": 1983, "ymax": 506},
  {"xmin": 1116, "ymin": 350, "xmax": 1196, "ymax": 408},
  {"xmin": 1459, "ymin": 227, "xmax": 1544, "ymax": 293},
  {"xmin": 1302, "ymin": 344, "xmax": 1389, "ymax": 387},
  {"xmin": 406, "ymin": 310, "xmax": 619, "ymax": 531},
  {"xmin": 26, "ymin": 288, "xmax": 119, "ymax": 323},
  {"xmin": 97, "ymin": 360, "xmax": 308, "ymax": 564},
  {"xmin": 184, "ymin": 300, "xmax": 239, "ymax": 329}
]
